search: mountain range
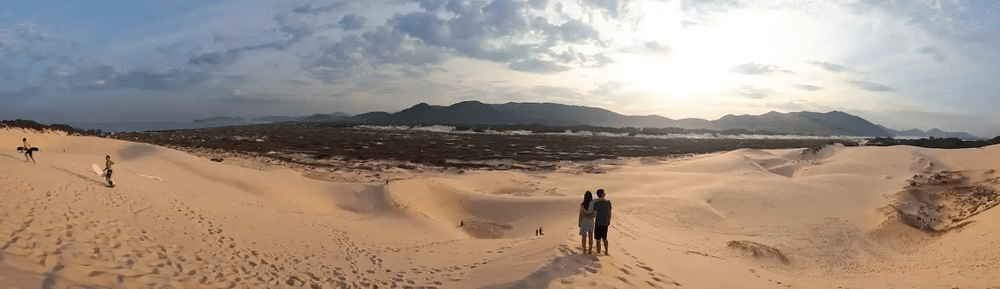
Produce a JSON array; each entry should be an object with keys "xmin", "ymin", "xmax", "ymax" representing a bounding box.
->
[
  {"xmin": 248, "ymin": 101, "xmax": 982, "ymax": 139},
  {"xmin": 876, "ymin": 125, "xmax": 980, "ymax": 140}
]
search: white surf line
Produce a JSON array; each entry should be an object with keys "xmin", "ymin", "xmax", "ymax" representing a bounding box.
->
[{"xmin": 136, "ymin": 174, "xmax": 163, "ymax": 181}]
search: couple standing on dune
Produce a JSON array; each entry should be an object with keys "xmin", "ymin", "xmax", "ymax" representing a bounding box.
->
[{"xmin": 579, "ymin": 189, "xmax": 612, "ymax": 255}]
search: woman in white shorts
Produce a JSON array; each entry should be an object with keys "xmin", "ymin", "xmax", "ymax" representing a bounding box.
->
[{"xmin": 579, "ymin": 191, "xmax": 596, "ymax": 254}]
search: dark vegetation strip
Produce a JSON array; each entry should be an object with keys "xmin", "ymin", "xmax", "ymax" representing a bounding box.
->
[
  {"xmin": 1, "ymin": 119, "xmax": 102, "ymax": 136},
  {"xmin": 109, "ymin": 123, "xmax": 859, "ymax": 168},
  {"xmin": 868, "ymin": 136, "xmax": 1000, "ymax": 149}
]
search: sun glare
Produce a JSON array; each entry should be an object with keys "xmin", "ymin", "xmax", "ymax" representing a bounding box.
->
[
  {"xmin": 607, "ymin": 4, "xmax": 824, "ymax": 105},
  {"xmin": 610, "ymin": 53, "xmax": 735, "ymax": 98}
]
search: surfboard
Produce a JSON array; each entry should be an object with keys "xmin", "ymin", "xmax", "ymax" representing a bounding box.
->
[
  {"xmin": 91, "ymin": 164, "xmax": 104, "ymax": 176},
  {"xmin": 92, "ymin": 164, "xmax": 118, "ymax": 187},
  {"xmin": 16, "ymin": 147, "xmax": 39, "ymax": 152}
]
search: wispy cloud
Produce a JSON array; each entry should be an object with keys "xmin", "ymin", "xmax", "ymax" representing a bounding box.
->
[
  {"xmin": 807, "ymin": 61, "xmax": 849, "ymax": 72},
  {"xmin": 792, "ymin": 84, "xmax": 823, "ymax": 91},
  {"xmin": 849, "ymin": 80, "xmax": 893, "ymax": 92},
  {"xmin": 730, "ymin": 62, "xmax": 778, "ymax": 75},
  {"xmin": 916, "ymin": 46, "xmax": 947, "ymax": 62},
  {"xmin": 735, "ymin": 86, "xmax": 774, "ymax": 99}
]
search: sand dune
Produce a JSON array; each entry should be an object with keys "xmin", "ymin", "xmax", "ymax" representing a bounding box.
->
[{"xmin": 2, "ymin": 128, "xmax": 999, "ymax": 288}]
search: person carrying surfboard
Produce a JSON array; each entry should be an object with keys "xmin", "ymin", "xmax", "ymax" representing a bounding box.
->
[
  {"xmin": 22, "ymin": 138, "xmax": 35, "ymax": 164},
  {"xmin": 104, "ymin": 155, "xmax": 116, "ymax": 187}
]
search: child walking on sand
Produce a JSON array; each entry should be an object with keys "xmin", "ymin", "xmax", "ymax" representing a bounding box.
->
[
  {"xmin": 104, "ymin": 155, "xmax": 115, "ymax": 188},
  {"xmin": 22, "ymin": 138, "xmax": 35, "ymax": 164}
]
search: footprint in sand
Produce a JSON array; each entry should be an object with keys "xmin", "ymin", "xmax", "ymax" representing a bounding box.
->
[{"xmin": 617, "ymin": 276, "xmax": 631, "ymax": 284}]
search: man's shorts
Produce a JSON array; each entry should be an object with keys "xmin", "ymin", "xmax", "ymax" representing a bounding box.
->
[
  {"xmin": 106, "ymin": 169, "xmax": 113, "ymax": 178},
  {"xmin": 595, "ymin": 225, "xmax": 609, "ymax": 240}
]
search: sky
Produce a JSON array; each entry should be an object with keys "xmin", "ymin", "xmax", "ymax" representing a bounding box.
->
[{"xmin": 0, "ymin": 0, "xmax": 998, "ymax": 136}]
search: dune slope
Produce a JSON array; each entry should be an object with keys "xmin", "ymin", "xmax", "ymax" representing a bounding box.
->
[{"xmin": 2, "ymin": 129, "xmax": 999, "ymax": 289}]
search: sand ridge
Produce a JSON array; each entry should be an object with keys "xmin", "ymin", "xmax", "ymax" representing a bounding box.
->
[{"xmin": 2, "ymin": 128, "xmax": 1000, "ymax": 288}]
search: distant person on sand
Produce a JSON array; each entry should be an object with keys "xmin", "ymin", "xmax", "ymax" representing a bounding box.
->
[
  {"xmin": 592, "ymin": 189, "xmax": 612, "ymax": 255},
  {"xmin": 22, "ymin": 138, "xmax": 35, "ymax": 164},
  {"xmin": 104, "ymin": 155, "xmax": 116, "ymax": 188},
  {"xmin": 579, "ymin": 191, "xmax": 597, "ymax": 254}
]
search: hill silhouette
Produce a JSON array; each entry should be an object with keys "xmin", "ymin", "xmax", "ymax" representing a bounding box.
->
[
  {"xmin": 350, "ymin": 101, "xmax": 893, "ymax": 137},
  {"xmin": 249, "ymin": 101, "xmax": 981, "ymax": 138}
]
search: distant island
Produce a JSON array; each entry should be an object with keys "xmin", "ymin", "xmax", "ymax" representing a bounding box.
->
[
  {"xmin": 877, "ymin": 125, "xmax": 980, "ymax": 141},
  {"xmin": 192, "ymin": 116, "xmax": 244, "ymax": 123}
]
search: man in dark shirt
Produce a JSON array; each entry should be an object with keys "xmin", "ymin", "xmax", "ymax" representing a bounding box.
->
[{"xmin": 592, "ymin": 189, "xmax": 612, "ymax": 255}]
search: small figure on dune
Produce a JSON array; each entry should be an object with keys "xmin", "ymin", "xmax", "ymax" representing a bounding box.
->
[
  {"xmin": 538, "ymin": 227, "xmax": 543, "ymax": 236},
  {"xmin": 22, "ymin": 138, "xmax": 35, "ymax": 164},
  {"xmin": 104, "ymin": 155, "xmax": 116, "ymax": 188},
  {"xmin": 579, "ymin": 191, "xmax": 596, "ymax": 254}
]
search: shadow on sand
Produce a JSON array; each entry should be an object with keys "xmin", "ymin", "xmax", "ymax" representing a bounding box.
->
[
  {"xmin": 479, "ymin": 246, "xmax": 598, "ymax": 289},
  {"xmin": 117, "ymin": 143, "xmax": 158, "ymax": 161},
  {"xmin": 50, "ymin": 166, "xmax": 107, "ymax": 187},
  {"xmin": 0, "ymin": 152, "xmax": 26, "ymax": 162}
]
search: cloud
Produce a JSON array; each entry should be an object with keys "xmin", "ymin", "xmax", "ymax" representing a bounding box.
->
[
  {"xmin": 291, "ymin": 3, "xmax": 350, "ymax": 14},
  {"xmin": 4, "ymin": 0, "xmax": 996, "ymax": 135},
  {"xmin": 735, "ymin": 86, "xmax": 773, "ymax": 99},
  {"xmin": 188, "ymin": 51, "xmax": 231, "ymax": 65},
  {"xmin": 218, "ymin": 94, "xmax": 281, "ymax": 106},
  {"xmin": 113, "ymin": 70, "xmax": 212, "ymax": 91},
  {"xmin": 528, "ymin": 0, "xmax": 548, "ymax": 10},
  {"xmin": 0, "ymin": 85, "xmax": 44, "ymax": 100},
  {"xmin": 338, "ymin": 14, "xmax": 366, "ymax": 31},
  {"xmin": 768, "ymin": 101, "xmax": 807, "ymax": 111},
  {"xmin": 284, "ymin": 79, "xmax": 314, "ymax": 86},
  {"xmin": 849, "ymin": 80, "xmax": 893, "ymax": 92},
  {"xmin": 916, "ymin": 46, "xmax": 947, "ymax": 62},
  {"xmin": 680, "ymin": 20, "xmax": 701, "ymax": 29},
  {"xmin": 188, "ymin": 41, "xmax": 283, "ymax": 65},
  {"xmin": 730, "ymin": 62, "xmax": 777, "ymax": 75},
  {"xmin": 807, "ymin": 61, "xmax": 849, "ymax": 72},
  {"xmin": 792, "ymin": 84, "xmax": 823, "ymax": 91},
  {"xmin": 293, "ymin": 0, "xmax": 605, "ymax": 81},
  {"xmin": 580, "ymin": 0, "xmax": 626, "ymax": 17},
  {"xmin": 681, "ymin": 0, "xmax": 744, "ymax": 13},
  {"xmin": 587, "ymin": 81, "xmax": 626, "ymax": 96},
  {"xmin": 306, "ymin": 27, "xmax": 444, "ymax": 81},
  {"xmin": 509, "ymin": 59, "xmax": 570, "ymax": 73},
  {"xmin": 227, "ymin": 75, "xmax": 252, "ymax": 83},
  {"xmin": 845, "ymin": 0, "xmax": 997, "ymax": 40},
  {"xmin": 643, "ymin": 42, "xmax": 671, "ymax": 54}
]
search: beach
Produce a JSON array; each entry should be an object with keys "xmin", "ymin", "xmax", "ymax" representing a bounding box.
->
[{"xmin": 2, "ymin": 128, "xmax": 999, "ymax": 289}]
